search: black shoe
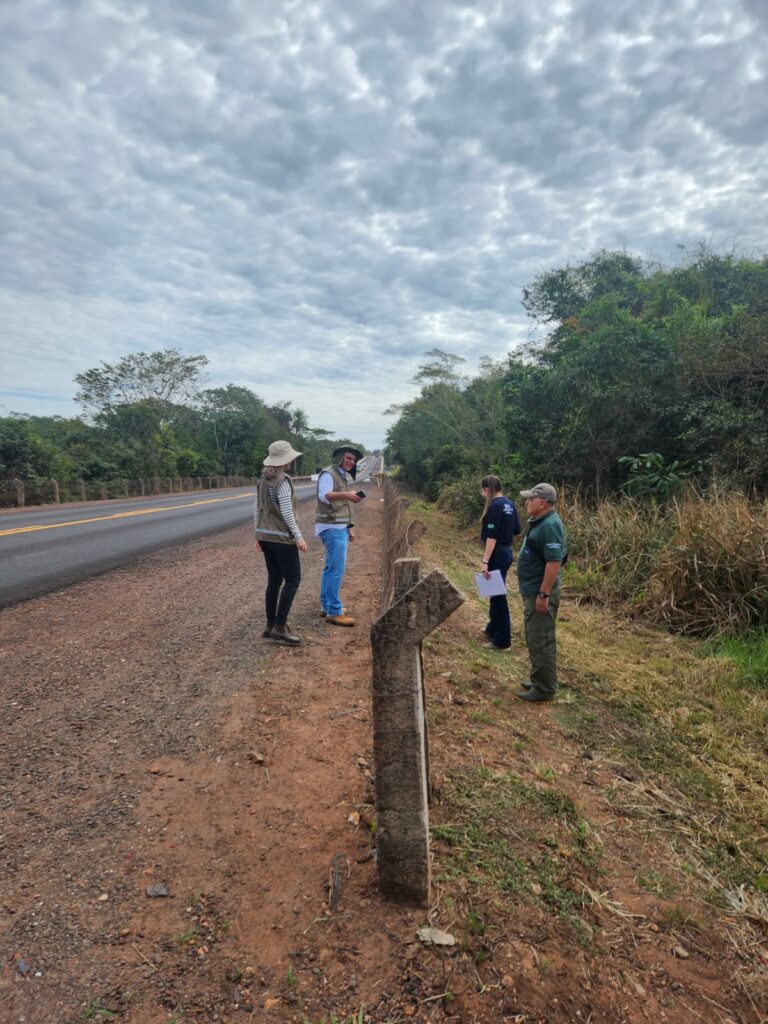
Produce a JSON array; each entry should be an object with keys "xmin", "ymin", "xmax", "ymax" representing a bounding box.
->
[
  {"xmin": 484, "ymin": 641, "xmax": 510, "ymax": 650},
  {"xmin": 520, "ymin": 679, "xmax": 532, "ymax": 690},
  {"xmin": 516, "ymin": 689, "xmax": 554, "ymax": 702},
  {"xmin": 262, "ymin": 625, "xmax": 274, "ymax": 638},
  {"xmin": 270, "ymin": 625, "xmax": 301, "ymax": 646}
]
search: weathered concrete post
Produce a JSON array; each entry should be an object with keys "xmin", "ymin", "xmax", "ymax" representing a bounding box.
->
[
  {"xmin": 78, "ymin": 479, "xmax": 86, "ymax": 502},
  {"xmin": 50, "ymin": 478, "xmax": 60, "ymax": 504},
  {"xmin": 371, "ymin": 561, "xmax": 464, "ymax": 905},
  {"xmin": 12, "ymin": 479, "xmax": 25, "ymax": 508}
]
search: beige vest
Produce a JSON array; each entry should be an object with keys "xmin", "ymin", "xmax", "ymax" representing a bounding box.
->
[
  {"xmin": 315, "ymin": 464, "xmax": 355, "ymax": 527},
  {"xmin": 255, "ymin": 471, "xmax": 298, "ymax": 545}
]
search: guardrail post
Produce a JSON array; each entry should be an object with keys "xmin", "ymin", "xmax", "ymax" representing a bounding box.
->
[{"xmin": 371, "ymin": 563, "xmax": 464, "ymax": 904}]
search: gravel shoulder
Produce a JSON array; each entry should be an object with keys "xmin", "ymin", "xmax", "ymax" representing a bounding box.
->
[{"xmin": 1, "ymin": 495, "xmax": 420, "ymax": 1023}]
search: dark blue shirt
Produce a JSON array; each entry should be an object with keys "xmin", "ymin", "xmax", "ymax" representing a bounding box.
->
[{"xmin": 481, "ymin": 496, "xmax": 522, "ymax": 547}]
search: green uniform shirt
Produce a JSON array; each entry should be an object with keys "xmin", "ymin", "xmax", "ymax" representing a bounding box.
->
[{"xmin": 517, "ymin": 510, "xmax": 566, "ymax": 596}]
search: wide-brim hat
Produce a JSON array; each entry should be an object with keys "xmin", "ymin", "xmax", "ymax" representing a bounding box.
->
[
  {"xmin": 332, "ymin": 445, "xmax": 364, "ymax": 461},
  {"xmin": 263, "ymin": 439, "xmax": 303, "ymax": 466},
  {"xmin": 520, "ymin": 482, "xmax": 558, "ymax": 503}
]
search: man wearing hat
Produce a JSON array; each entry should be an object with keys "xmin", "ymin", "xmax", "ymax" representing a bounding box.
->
[
  {"xmin": 515, "ymin": 483, "xmax": 567, "ymax": 702},
  {"xmin": 315, "ymin": 445, "xmax": 365, "ymax": 626}
]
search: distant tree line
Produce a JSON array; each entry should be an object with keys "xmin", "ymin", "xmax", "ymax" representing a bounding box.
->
[
  {"xmin": 386, "ymin": 246, "xmax": 768, "ymax": 512},
  {"xmin": 1, "ymin": 349, "xmax": 363, "ymax": 489}
]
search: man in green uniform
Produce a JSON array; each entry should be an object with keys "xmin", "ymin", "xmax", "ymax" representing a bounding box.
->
[{"xmin": 515, "ymin": 483, "xmax": 567, "ymax": 702}]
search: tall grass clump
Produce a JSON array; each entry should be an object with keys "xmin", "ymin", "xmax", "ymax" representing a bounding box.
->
[{"xmin": 563, "ymin": 489, "xmax": 768, "ymax": 636}]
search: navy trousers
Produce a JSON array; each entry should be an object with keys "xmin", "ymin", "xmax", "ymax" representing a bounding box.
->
[{"xmin": 484, "ymin": 544, "xmax": 514, "ymax": 649}]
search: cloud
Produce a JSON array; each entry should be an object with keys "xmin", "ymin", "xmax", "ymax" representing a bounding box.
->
[{"xmin": 1, "ymin": 0, "xmax": 766, "ymax": 446}]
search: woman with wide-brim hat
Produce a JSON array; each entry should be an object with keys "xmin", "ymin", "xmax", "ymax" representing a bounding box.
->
[{"xmin": 253, "ymin": 440, "xmax": 307, "ymax": 645}]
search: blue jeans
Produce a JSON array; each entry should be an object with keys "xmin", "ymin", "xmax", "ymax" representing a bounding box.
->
[{"xmin": 319, "ymin": 528, "xmax": 349, "ymax": 615}]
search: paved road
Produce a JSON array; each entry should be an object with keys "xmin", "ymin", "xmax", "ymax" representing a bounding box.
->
[{"xmin": 0, "ymin": 456, "xmax": 382, "ymax": 608}]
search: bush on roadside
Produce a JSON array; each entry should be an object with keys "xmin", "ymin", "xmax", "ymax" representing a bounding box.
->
[
  {"xmin": 437, "ymin": 474, "xmax": 486, "ymax": 526},
  {"xmin": 563, "ymin": 488, "xmax": 768, "ymax": 635}
]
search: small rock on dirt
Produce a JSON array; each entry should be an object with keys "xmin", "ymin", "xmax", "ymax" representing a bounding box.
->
[
  {"xmin": 146, "ymin": 883, "xmax": 169, "ymax": 898},
  {"xmin": 417, "ymin": 926, "xmax": 456, "ymax": 946}
]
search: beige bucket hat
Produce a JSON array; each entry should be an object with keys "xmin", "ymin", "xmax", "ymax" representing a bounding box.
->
[{"xmin": 263, "ymin": 440, "xmax": 303, "ymax": 466}]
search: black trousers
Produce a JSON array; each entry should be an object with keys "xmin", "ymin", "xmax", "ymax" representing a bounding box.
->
[
  {"xmin": 484, "ymin": 544, "xmax": 514, "ymax": 648},
  {"xmin": 261, "ymin": 541, "xmax": 301, "ymax": 626}
]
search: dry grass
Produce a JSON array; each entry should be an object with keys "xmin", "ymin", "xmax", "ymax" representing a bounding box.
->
[
  {"xmin": 562, "ymin": 488, "xmax": 768, "ymax": 635},
  {"xmin": 402, "ymin": 485, "xmax": 768, "ymax": 1018}
]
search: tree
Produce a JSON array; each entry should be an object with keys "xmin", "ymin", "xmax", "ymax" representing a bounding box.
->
[
  {"xmin": 198, "ymin": 385, "xmax": 272, "ymax": 475},
  {"xmin": 0, "ymin": 417, "xmax": 69, "ymax": 481},
  {"xmin": 74, "ymin": 349, "xmax": 209, "ymax": 415},
  {"xmin": 74, "ymin": 349, "xmax": 209, "ymax": 478}
]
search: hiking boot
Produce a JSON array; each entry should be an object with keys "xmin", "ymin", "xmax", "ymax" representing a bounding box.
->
[
  {"xmin": 270, "ymin": 624, "xmax": 301, "ymax": 646},
  {"xmin": 516, "ymin": 689, "xmax": 554, "ymax": 702},
  {"xmin": 326, "ymin": 614, "xmax": 356, "ymax": 627},
  {"xmin": 520, "ymin": 679, "xmax": 532, "ymax": 690},
  {"xmin": 320, "ymin": 607, "xmax": 346, "ymax": 618}
]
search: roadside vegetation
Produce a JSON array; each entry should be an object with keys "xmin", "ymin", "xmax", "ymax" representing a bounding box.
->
[
  {"xmin": 387, "ymin": 245, "xmax": 768, "ymax": 504},
  {"xmin": 1, "ymin": 348, "xmax": 364, "ymax": 504},
  {"xmin": 407, "ymin": 493, "xmax": 768, "ymax": 1020}
]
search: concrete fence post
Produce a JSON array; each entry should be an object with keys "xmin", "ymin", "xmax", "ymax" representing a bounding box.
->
[
  {"xmin": 12, "ymin": 479, "xmax": 25, "ymax": 508},
  {"xmin": 371, "ymin": 562, "xmax": 464, "ymax": 905},
  {"xmin": 100, "ymin": 484, "xmax": 108, "ymax": 501},
  {"xmin": 78, "ymin": 479, "xmax": 86, "ymax": 502},
  {"xmin": 139, "ymin": 478, "xmax": 145, "ymax": 496},
  {"xmin": 50, "ymin": 478, "xmax": 60, "ymax": 503}
]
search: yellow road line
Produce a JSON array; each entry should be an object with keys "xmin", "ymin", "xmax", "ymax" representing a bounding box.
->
[{"xmin": 0, "ymin": 492, "xmax": 257, "ymax": 538}]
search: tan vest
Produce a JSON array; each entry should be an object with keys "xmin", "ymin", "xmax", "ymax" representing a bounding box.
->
[
  {"xmin": 315, "ymin": 464, "xmax": 355, "ymax": 527},
  {"xmin": 255, "ymin": 471, "xmax": 298, "ymax": 545}
]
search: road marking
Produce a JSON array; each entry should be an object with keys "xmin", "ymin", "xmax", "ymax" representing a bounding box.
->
[{"xmin": 0, "ymin": 492, "xmax": 257, "ymax": 538}]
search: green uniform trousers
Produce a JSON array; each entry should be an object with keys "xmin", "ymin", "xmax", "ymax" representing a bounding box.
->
[{"xmin": 522, "ymin": 585, "xmax": 561, "ymax": 697}]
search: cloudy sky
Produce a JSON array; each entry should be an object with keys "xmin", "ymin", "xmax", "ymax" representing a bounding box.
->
[{"xmin": 1, "ymin": 0, "xmax": 767, "ymax": 448}]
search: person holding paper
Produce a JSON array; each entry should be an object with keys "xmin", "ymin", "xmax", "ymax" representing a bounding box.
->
[{"xmin": 479, "ymin": 475, "xmax": 522, "ymax": 650}]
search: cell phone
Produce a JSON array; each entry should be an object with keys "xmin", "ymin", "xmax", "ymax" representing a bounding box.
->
[{"xmin": 355, "ymin": 490, "xmax": 367, "ymax": 498}]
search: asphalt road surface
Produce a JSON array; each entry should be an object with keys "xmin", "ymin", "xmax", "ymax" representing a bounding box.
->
[{"xmin": 0, "ymin": 456, "xmax": 382, "ymax": 608}]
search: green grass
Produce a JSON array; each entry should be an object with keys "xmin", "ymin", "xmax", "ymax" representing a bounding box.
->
[
  {"xmin": 637, "ymin": 869, "xmax": 678, "ymax": 899},
  {"xmin": 704, "ymin": 629, "xmax": 768, "ymax": 690},
  {"xmin": 431, "ymin": 766, "xmax": 599, "ymax": 936},
  {"xmin": 83, "ymin": 1006, "xmax": 117, "ymax": 1021}
]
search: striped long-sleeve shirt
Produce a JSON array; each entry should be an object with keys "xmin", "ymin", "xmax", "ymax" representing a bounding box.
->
[{"xmin": 252, "ymin": 477, "xmax": 303, "ymax": 542}]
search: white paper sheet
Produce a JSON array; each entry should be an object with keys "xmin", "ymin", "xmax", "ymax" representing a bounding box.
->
[{"xmin": 474, "ymin": 569, "xmax": 508, "ymax": 597}]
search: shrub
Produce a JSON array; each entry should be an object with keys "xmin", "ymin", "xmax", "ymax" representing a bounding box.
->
[{"xmin": 563, "ymin": 488, "xmax": 768, "ymax": 635}]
